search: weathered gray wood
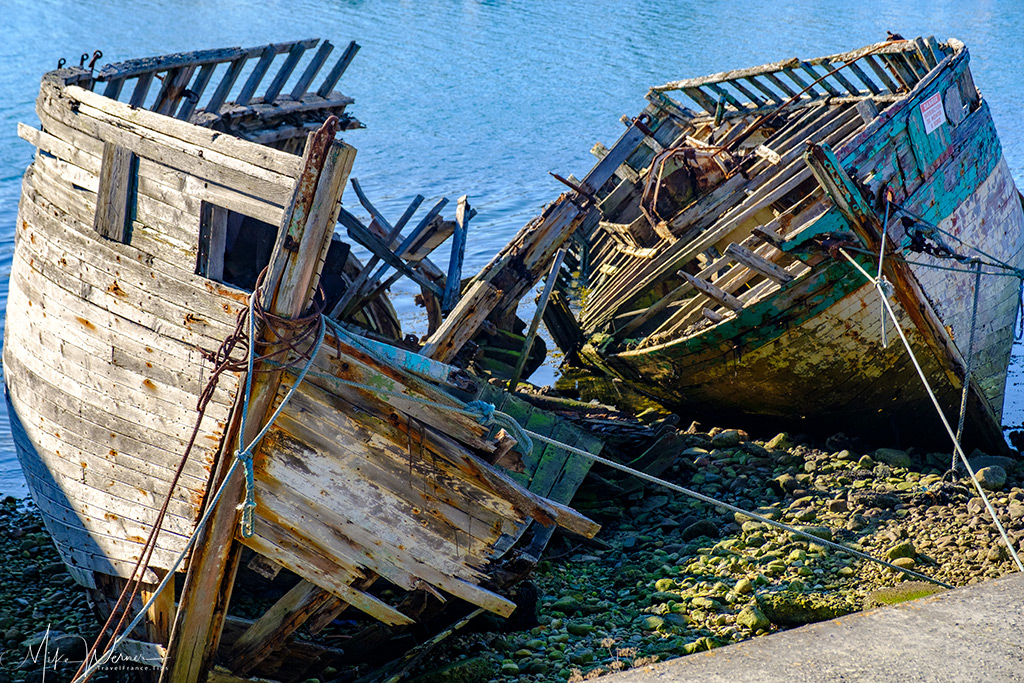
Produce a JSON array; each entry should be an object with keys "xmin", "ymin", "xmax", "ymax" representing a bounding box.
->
[
  {"xmin": 235, "ymin": 46, "xmax": 278, "ymax": 106},
  {"xmin": 227, "ymin": 579, "xmax": 338, "ymax": 674},
  {"xmin": 42, "ymin": 84, "xmax": 298, "ymax": 204},
  {"xmin": 102, "ymin": 77, "xmax": 125, "ymax": 100},
  {"xmin": 844, "ymin": 60, "xmax": 881, "ymax": 95},
  {"xmin": 197, "ymin": 203, "xmax": 228, "ymax": 281},
  {"xmin": 316, "ymin": 40, "xmax": 359, "ymax": 97},
  {"xmin": 291, "ymin": 41, "xmax": 334, "ymax": 100},
  {"xmin": 175, "ymin": 63, "xmax": 217, "ymax": 121},
  {"xmin": 92, "ymin": 142, "xmax": 137, "ymax": 242},
  {"xmin": 154, "ymin": 66, "xmax": 197, "ymax": 116},
  {"xmin": 162, "ymin": 126, "xmax": 354, "ymax": 683},
  {"xmin": 95, "ymin": 44, "xmax": 293, "ymax": 81},
  {"xmin": 420, "ymin": 281, "xmax": 501, "ymax": 362},
  {"xmin": 724, "ymin": 242, "xmax": 794, "ymax": 283},
  {"xmin": 129, "ymin": 72, "xmax": 155, "ymax": 108},
  {"xmin": 679, "ymin": 271, "xmax": 744, "ymax": 311},
  {"xmin": 862, "ymin": 54, "xmax": 900, "ymax": 92},
  {"xmin": 204, "ymin": 56, "xmax": 248, "ymax": 114},
  {"xmin": 340, "ymin": 208, "xmax": 444, "ymax": 298},
  {"xmin": 856, "ymin": 98, "xmax": 880, "ymax": 124},
  {"xmin": 68, "ymin": 82, "xmax": 299, "ymax": 175},
  {"xmin": 264, "ymin": 43, "xmax": 308, "ymax": 102},
  {"xmin": 330, "ymin": 193, "xmax": 426, "ymax": 319},
  {"xmin": 654, "ymin": 40, "xmax": 920, "ymax": 92}
]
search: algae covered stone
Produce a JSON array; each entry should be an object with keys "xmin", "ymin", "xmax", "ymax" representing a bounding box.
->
[
  {"xmin": 874, "ymin": 448, "xmax": 912, "ymax": 469},
  {"xmin": 755, "ymin": 591, "xmax": 854, "ymax": 626},
  {"xmin": 736, "ymin": 605, "xmax": 770, "ymax": 631}
]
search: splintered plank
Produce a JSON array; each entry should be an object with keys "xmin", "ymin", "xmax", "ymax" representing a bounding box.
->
[
  {"xmin": 226, "ymin": 580, "xmax": 345, "ymax": 674},
  {"xmin": 163, "ymin": 125, "xmax": 355, "ymax": 683},
  {"xmin": 420, "ymin": 281, "xmax": 501, "ymax": 362}
]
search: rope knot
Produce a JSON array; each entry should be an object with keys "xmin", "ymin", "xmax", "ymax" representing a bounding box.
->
[
  {"xmin": 235, "ymin": 446, "xmax": 256, "ymax": 538},
  {"xmin": 878, "ymin": 276, "xmax": 895, "ymax": 299},
  {"xmin": 465, "ymin": 400, "xmax": 496, "ymax": 425}
]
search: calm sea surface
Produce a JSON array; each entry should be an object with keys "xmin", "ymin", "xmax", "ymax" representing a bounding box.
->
[{"xmin": 1, "ymin": 1, "xmax": 1023, "ymax": 494}]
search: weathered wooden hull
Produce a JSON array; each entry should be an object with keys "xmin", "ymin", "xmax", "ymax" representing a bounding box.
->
[
  {"xmin": 4, "ymin": 41, "xmax": 599, "ymax": 681},
  {"xmin": 567, "ymin": 37, "xmax": 1023, "ymax": 450}
]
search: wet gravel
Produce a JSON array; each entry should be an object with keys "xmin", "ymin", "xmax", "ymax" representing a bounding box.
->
[{"xmin": 2, "ymin": 428, "xmax": 1023, "ymax": 683}]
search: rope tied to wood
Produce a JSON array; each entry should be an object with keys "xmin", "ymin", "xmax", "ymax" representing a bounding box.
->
[
  {"xmin": 234, "ymin": 285, "xmax": 328, "ymax": 538},
  {"xmin": 466, "ymin": 400, "xmax": 534, "ymax": 459}
]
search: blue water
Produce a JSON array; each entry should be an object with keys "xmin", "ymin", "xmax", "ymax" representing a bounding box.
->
[{"xmin": 2, "ymin": 0, "xmax": 1023, "ymax": 494}]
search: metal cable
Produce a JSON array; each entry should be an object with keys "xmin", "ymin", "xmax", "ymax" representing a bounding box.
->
[
  {"xmin": 954, "ymin": 261, "xmax": 983, "ymax": 466},
  {"xmin": 840, "ymin": 248, "xmax": 1024, "ymax": 572}
]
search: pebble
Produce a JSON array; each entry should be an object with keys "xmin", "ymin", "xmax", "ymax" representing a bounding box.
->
[
  {"xmin": 681, "ymin": 520, "xmax": 719, "ymax": 541},
  {"xmin": 874, "ymin": 448, "xmax": 912, "ymax": 469},
  {"xmin": 886, "ymin": 540, "xmax": 916, "ymax": 560},
  {"xmin": 976, "ymin": 466, "xmax": 1007, "ymax": 491},
  {"xmin": 736, "ymin": 605, "xmax": 770, "ymax": 631}
]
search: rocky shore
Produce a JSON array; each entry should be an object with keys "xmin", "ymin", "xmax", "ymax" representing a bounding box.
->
[
  {"xmin": 408, "ymin": 429, "xmax": 1024, "ymax": 682},
  {"xmin": 1, "ymin": 428, "xmax": 1022, "ymax": 683}
]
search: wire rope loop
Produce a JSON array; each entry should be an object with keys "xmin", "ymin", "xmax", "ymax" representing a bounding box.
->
[{"xmin": 1016, "ymin": 277, "xmax": 1024, "ymax": 341}]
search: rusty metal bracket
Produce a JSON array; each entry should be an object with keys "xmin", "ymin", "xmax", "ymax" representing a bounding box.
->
[
  {"xmin": 549, "ymin": 172, "xmax": 595, "ymax": 208},
  {"xmin": 631, "ymin": 113, "xmax": 654, "ymax": 138}
]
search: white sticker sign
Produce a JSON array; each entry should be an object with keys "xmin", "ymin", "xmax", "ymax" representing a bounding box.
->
[{"xmin": 920, "ymin": 92, "xmax": 946, "ymax": 134}]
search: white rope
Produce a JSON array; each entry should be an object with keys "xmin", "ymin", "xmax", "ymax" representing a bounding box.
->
[
  {"xmin": 523, "ymin": 428, "xmax": 951, "ymax": 587},
  {"xmin": 839, "ymin": 248, "xmax": 1024, "ymax": 573}
]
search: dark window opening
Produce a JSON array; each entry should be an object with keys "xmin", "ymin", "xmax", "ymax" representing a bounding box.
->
[
  {"xmin": 197, "ymin": 202, "xmax": 277, "ymax": 291},
  {"xmin": 196, "ymin": 203, "xmax": 352, "ymax": 308}
]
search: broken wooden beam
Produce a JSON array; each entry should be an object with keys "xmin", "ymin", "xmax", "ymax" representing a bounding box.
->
[{"xmin": 161, "ymin": 119, "xmax": 355, "ymax": 683}]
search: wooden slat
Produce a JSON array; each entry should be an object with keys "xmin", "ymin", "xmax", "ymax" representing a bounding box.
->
[
  {"xmin": 316, "ymin": 41, "xmax": 359, "ymax": 97},
  {"xmin": 863, "ymin": 54, "xmax": 900, "ymax": 92},
  {"xmin": 129, "ymin": 72, "xmax": 155, "ymax": 108},
  {"xmin": 175, "ymin": 63, "xmax": 217, "ymax": 121},
  {"xmin": 227, "ymin": 580, "xmax": 337, "ymax": 674},
  {"xmin": 724, "ymin": 242, "xmax": 794, "ymax": 283},
  {"xmin": 235, "ymin": 46, "xmax": 278, "ymax": 106},
  {"xmin": 764, "ymin": 71, "xmax": 798, "ymax": 98},
  {"xmin": 102, "ymin": 77, "xmax": 125, "ymax": 100},
  {"xmin": 340, "ymin": 208, "xmax": 444, "ymax": 298},
  {"xmin": 153, "ymin": 66, "xmax": 197, "ymax": 116},
  {"xmin": 290, "ymin": 42, "xmax": 334, "ymax": 100},
  {"xmin": 441, "ymin": 196, "xmax": 470, "ymax": 313},
  {"xmin": 93, "ymin": 142, "xmax": 137, "ymax": 242},
  {"xmin": 204, "ymin": 57, "xmax": 248, "ymax": 114},
  {"xmin": 844, "ymin": 60, "xmax": 881, "ymax": 95},
  {"xmin": 263, "ymin": 43, "xmax": 308, "ymax": 102},
  {"xmin": 420, "ymin": 281, "xmax": 501, "ymax": 362},
  {"xmin": 679, "ymin": 271, "xmax": 744, "ymax": 311}
]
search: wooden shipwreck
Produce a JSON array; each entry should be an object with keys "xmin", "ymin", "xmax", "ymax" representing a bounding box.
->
[
  {"xmin": 4, "ymin": 39, "xmax": 606, "ymax": 681},
  {"xmin": 543, "ymin": 36, "xmax": 1024, "ymax": 450}
]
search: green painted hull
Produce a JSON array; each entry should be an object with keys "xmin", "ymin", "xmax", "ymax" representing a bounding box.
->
[{"xmin": 570, "ymin": 38, "xmax": 1024, "ymax": 450}]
